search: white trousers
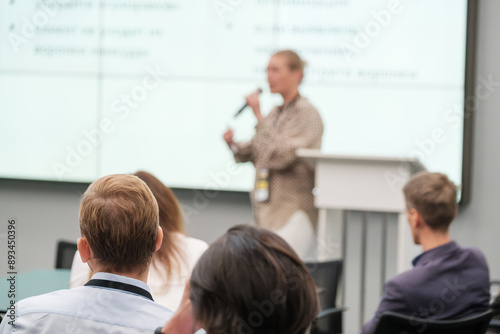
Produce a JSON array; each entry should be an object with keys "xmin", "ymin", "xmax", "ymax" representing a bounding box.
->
[{"xmin": 275, "ymin": 210, "xmax": 315, "ymax": 259}]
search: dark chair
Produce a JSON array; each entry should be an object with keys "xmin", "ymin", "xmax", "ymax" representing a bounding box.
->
[
  {"xmin": 490, "ymin": 280, "xmax": 500, "ymax": 310},
  {"xmin": 305, "ymin": 260, "xmax": 344, "ymax": 334},
  {"xmin": 373, "ymin": 310, "xmax": 493, "ymax": 334},
  {"xmin": 487, "ymin": 280, "xmax": 500, "ymax": 332},
  {"xmin": 55, "ymin": 240, "xmax": 78, "ymax": 269},
  {"xmin": 490, "ymin": 319, "xmax": 500, "ymax": 333}
]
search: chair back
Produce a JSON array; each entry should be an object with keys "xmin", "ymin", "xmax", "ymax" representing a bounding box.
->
[
  {"xmin": 305, "ymin": 260, "xmax": 343, "ymax": 334},
  {"xmin": 373, "ymin": 309, "xmax": 494, "ymax": 334},
  {"xmin": 305, "ymin": 260, "xmax": 342, "ymax": 310},
  {"xmin": 55, "ymin": 240, "xmax": 77, "ymax": 269}
]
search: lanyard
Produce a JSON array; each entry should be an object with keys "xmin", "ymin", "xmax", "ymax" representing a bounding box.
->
[{"xmin": 84, "ymin": 278, "xmax": 154, "ymax": 302}]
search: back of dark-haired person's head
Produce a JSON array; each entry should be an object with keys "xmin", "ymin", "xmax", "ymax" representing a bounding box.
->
[
  {"xmin": 403, "ymin": 172, "xmax": 458, "ymax": 231},
  {"xmin": 189, "ymin": 225, "xmax": 319, "ymax": 334},
  {"xmin": 79, "ymin": 174, "xmax": 159, "ymax": 274}
]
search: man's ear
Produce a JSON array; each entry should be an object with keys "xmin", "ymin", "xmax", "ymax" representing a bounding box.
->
[
  {"xmin": 155, "ymin": 226, "xmax": 163, "ymax": 252},
  {"xmin": 77, "ymin": 237, "xmax": 92, "ymax": 263},
  {"xmin": 408, "ymin": 207, "xmax": 419, "ymax": 228},
  {"xmin": 410, "ymin": 208, "xmax": 425, "ymax": 228}
]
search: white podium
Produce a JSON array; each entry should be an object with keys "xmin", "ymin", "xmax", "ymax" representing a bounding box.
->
[
  {"xmin": 297, "ymin": 149, "xmax": 426, "ymax": 326},
  {"xmin": 297, "ymin": 149, "xmax": 426, "ymax": 269}
]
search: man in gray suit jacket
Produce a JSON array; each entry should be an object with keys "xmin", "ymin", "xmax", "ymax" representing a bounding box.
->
[{"xmin": 361, "ymin": 172, "xmax": 490, "ymax": 334}]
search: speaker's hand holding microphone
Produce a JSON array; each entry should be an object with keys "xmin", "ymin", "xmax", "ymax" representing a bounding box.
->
[
  {"xmin": 234, "ymin": 88, "xmax": 263, "ymax": 120},
  {"xmin": 245, "ymin": 88, "xmax": 263, "ymax": 121},
  {"xmin": 225, "ymin": 88, "xmax": 262, "ymax": 151}
]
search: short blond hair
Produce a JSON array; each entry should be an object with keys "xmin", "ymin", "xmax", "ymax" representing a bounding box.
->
[
  {"xmin": 79, "ymin": 174, "xmax": 159, "ymax": 274},
  {"xmin": 273, "ymin": 50, "xmax": 306, "ymax": 82},
  {"xmin": 403, "ymin": 172, "xmax": 458, "ymax": 231}
]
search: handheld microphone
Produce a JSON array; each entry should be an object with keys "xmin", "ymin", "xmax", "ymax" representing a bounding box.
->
[{"xmin": 234, "ymin": 88, "xmax": 262, "ymax": 118}]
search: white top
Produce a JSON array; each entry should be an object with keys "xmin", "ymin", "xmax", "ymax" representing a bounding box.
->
[
  {"xmin": 0, "ymin": 272, "xmax": 173, "ymax": 333},
  {"xmin": 69, "ymin": 233, "xmax": 209, "ymax": 311}
]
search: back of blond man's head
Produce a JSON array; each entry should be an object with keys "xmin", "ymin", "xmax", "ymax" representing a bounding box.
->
[{"xmin": 79, "ymin": 174, "xmax": 159, "ymax": 274}]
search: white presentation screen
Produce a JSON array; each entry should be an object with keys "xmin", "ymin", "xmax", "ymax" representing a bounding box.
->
[{"xmin": 0, "ymin": 0, "xmax": 469, "ymax": 192}]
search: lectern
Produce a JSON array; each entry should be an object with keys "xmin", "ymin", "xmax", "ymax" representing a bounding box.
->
[{"xmin": 297, "ymin": 148, "xmax": 426, "ymax": 271}]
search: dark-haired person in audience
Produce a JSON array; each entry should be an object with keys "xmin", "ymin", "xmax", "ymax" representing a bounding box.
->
[
  {"xmin": 0, "ymin": 174, "xmax": 172, "ymax": 333},
  {"xmin": 361, "ymin": 172, "xmax": 490, "ymax": 334},
  {"xmin": 157, "ymin": 225, "xmax": 320, "ymax": 334},
  {"xmin": 70, "ymin": 170, "xmax": 208, "ymax": 311}
]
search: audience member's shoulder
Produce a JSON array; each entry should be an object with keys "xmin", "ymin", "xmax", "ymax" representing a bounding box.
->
[
  {"xmin": 186, "ymin": 236, "xmax": 209, "ymax": 255},
  {"xmin": 12, "ymin": 286, "xmax": 173, "ymax": 332},
  {"xmin": 15, "ymin": 288, "xmax": 77, "ymax": 316},
  {"xmin": 460, "ymin": 244, "xmax": 488, "ymax": 264},
  {"xmin": 385, "ymin": 267, "xmax": 420, "ymax": 289},
  {"xmin": 176, "ymin": 233, "xmax": 208, "ymax": 252},
  {"xmin": 384, "ymin": 257, "xmax": 443, "ymax": 291}
]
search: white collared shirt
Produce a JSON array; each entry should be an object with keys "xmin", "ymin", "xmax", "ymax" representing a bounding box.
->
[{"xmin": 0, "ymin": 272, "xmax": 173, "ymax": 334}]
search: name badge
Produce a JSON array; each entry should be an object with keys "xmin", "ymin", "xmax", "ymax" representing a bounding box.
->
[{"xmin": 254, "ymin": 168, "xmax": 270, "ymax": 202}]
